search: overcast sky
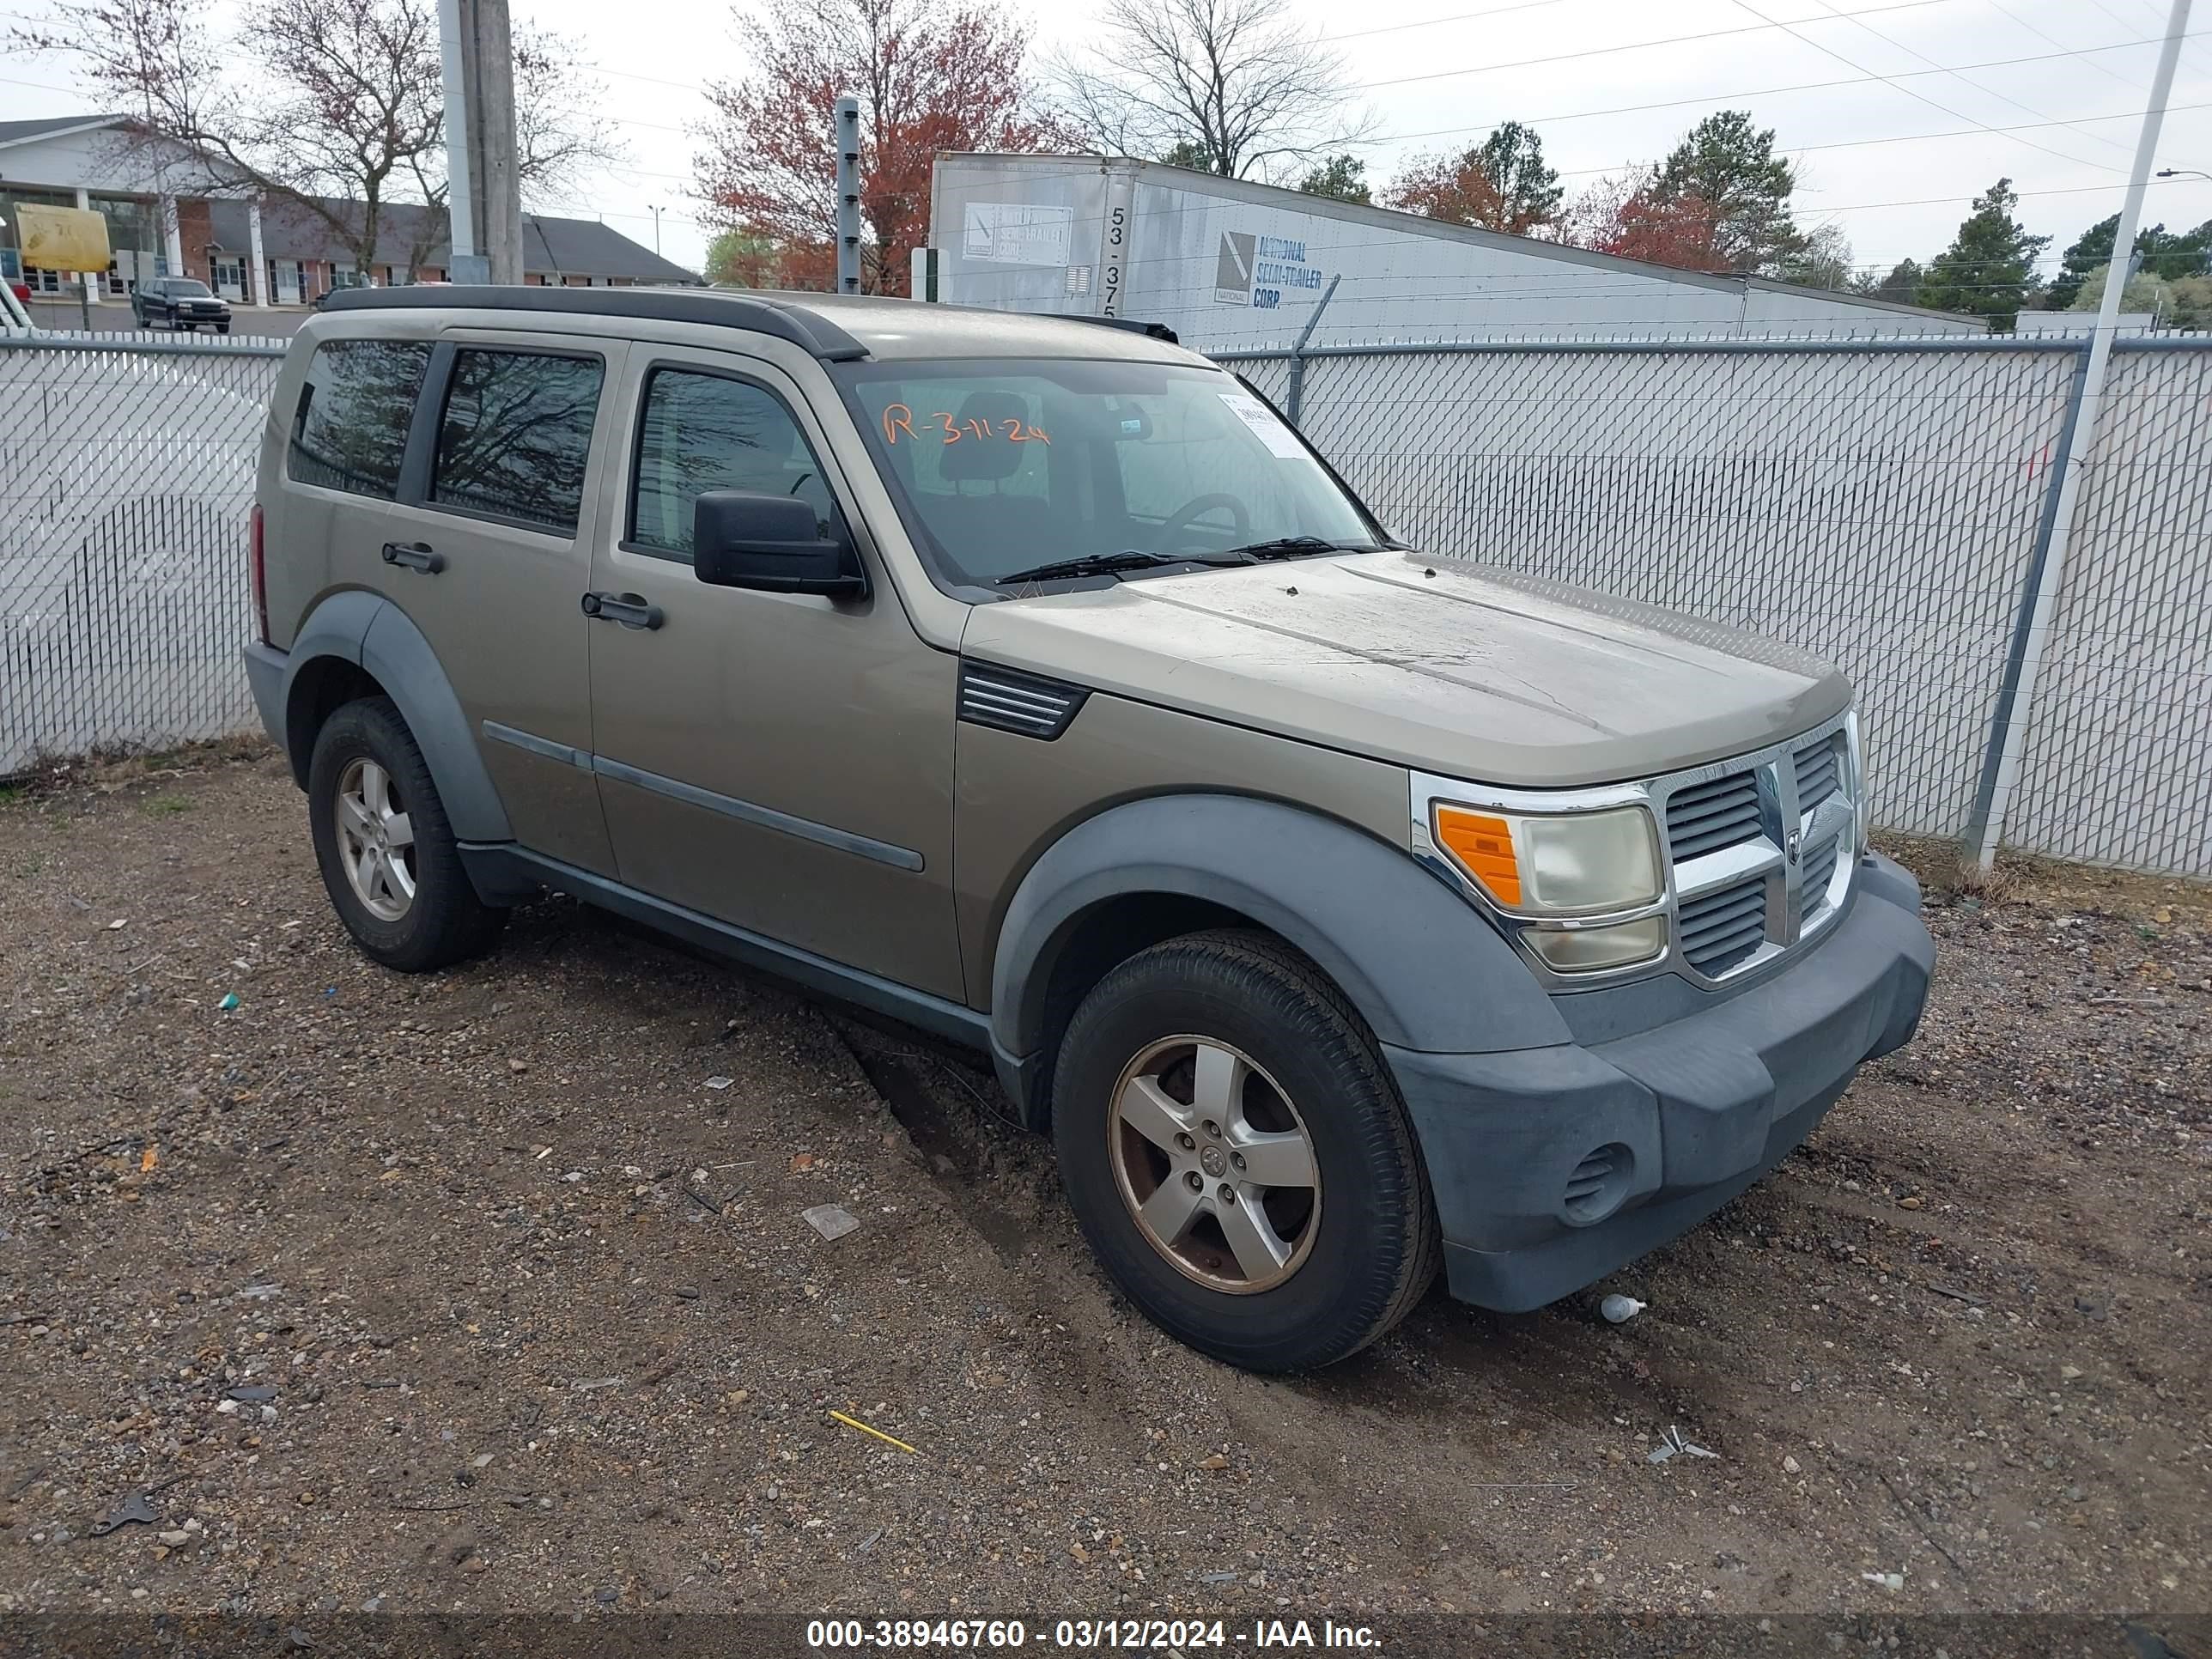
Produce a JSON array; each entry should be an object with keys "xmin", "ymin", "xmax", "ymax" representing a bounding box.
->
[{"xmin": 7, "ymin": 0, "xmax": 2209, "ymax": 280}]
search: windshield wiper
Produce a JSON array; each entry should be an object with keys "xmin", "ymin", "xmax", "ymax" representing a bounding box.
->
[
  {"xmin": 994, "ymin": 550, "xmax": 1255, "ymax": 586},
  {"xmin": 1216, "ymin": 536, "xmax": 1369, "ymax": 562}
]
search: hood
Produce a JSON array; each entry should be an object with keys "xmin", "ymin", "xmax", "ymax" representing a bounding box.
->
[{"xmin": 960, "ymin": 551, "xmax": 1851, "ymax": 788}]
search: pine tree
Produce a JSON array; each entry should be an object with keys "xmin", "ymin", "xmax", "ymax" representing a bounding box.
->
[
  {"xmin": 1850, "ymin": 258, "xmax": 1923, "ymax": 303},
  {"xmin": 1653, "ymin": 110, "xmax": 1805, "ymax": 274},
  {"xmin": 1297, "ymin": 155, "xmax": 1370, "ymax": 204},
  {"xmin": 1915, "ymin": 179, "xmax": 2051, "ymax": 331},
  {"xmin": 1468, "ymin": 122, "xmax": 1562, "ymax": 229}
]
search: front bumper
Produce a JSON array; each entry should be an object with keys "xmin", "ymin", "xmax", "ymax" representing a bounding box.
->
[{"xmin": 1387, "ymin": 853, "xmax": 1933, "ymax": 1312}]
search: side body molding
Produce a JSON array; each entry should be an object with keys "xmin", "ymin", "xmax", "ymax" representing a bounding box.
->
[
  {"xmin": 278, "ymin": 591, "xmax": 513, "ymax": 845},
  {"xmin": 988, "ymin": 794, "xmax": 1570, "ymax": 1123}
]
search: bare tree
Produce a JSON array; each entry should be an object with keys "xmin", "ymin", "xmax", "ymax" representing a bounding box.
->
[
  {"xmin": 11, "ymin": 0, "xmax": 618, "ymax": 280},
  {"xmin": 1048, "ymin": 0, "xmax": 1374, "ymax": 180}
]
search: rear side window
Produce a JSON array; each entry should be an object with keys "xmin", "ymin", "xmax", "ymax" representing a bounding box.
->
[
  {"xmin": 289, "ymin": 339, "xmax": 431, "ymax": 500},
  {"xmin": 431, "ymin": 349, "xmax": 605, "ymax": 532},
  {"xmin": 629, "ymin": 368, "xmax": 835, "ymax": 558}
]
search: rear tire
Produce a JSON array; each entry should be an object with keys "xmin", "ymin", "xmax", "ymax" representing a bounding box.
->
[
  {"xmin": 307, "ymin": 697, "xmax": 505, "ymax": 972},
  {"xmin": 1051, "ymin": 930, "xmax": 1440, "ymax": 1371}
]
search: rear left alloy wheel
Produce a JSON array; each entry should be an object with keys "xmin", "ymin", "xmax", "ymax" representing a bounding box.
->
[
  {"xmin": 307, "ymin": 696, "xmax": 505, "ymax": 972},
  {"xmin": 1052, "ymin": 930, "xmax": 1440, "ymax": 1371}
]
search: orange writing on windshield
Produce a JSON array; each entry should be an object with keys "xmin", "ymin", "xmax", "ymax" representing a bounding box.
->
[{"xmin": 882, "ymin": 403, "xmax": 1048, "ymax": 446}]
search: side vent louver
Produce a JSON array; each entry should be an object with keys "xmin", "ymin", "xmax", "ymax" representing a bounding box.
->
[{"xmin": 958, "ymin": 662, "xmax": 1088, "ymax": 740}]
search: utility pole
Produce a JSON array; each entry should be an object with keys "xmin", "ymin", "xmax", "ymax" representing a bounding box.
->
[
  {"xmin": 438, "ymin": 0, "xmax": 524, "ymax": 284},
  {"xmin": 835, "ymin": 95, "xmax": 861, "ymax": 295},
  {"xmin": 1970, "ymin": 0, "xmax": 2191, "ymax": 870},
  {"xmin": 649, "ymin": 205, "xmax": 665, "ymax": 256}
]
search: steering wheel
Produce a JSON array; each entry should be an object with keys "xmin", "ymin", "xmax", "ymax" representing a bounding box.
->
[{"xmin": 1157, "ymin": 492, "xmax": 1249, "ymax": 550}]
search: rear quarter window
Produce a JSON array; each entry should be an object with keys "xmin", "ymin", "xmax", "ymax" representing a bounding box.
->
[
  {"xmin": 288, "ymin": 338, "xmax": 432, "ymax": 500},
  {"xmin": 430, "ymin": 349, "xmax": 604, "ymax": 532}
]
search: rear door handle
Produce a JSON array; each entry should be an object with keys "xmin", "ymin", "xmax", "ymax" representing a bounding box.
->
[
  {"xmin": 581, "ymin": 591, "xmax": 664, "ymax": 630},
  {"xmin": 381, "ymin": 541, "xmax": 445, "ymax": 574}
]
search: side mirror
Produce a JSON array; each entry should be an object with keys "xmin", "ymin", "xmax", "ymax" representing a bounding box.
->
[{"xmin": 691, "ymin": 490, "xmax": 866, "ymax": 599}]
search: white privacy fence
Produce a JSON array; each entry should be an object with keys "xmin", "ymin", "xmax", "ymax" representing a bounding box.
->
[
  {"xmin": 1224, "ymin": 335, "xmax": 2212, "ymax": 878},
  {"xmin": 3, "ymin": 330, "xmax": 2208, "ymax": 876},
  {"xmin": 2, "ymin": 333, "xmax": 283, "ymax": 773}
]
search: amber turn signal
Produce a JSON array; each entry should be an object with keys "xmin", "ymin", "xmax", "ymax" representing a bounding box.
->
[{"xmin": 1434, "ymin": 806, "xmax": 1522, "ymax": 907}]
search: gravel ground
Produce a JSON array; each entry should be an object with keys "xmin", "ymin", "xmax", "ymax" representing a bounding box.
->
[{"xmin": 0, "ymin": 747, "xmax": 2206, "ymax": 1632}]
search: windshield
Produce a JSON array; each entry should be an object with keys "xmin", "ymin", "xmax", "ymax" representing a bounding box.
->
[
  {"xmin": 166, "ymin": 279, "xmax": 213, "ymax": 296},
  {"xmin": 834, "ymin": 358, "xmax": 1385, "ymax": 591}
]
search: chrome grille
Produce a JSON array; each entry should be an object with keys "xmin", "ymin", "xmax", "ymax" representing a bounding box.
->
[
  {"xmin": 1795, "ymin": 736, "xmax": 1842, "ymax": 811},
  {"xmin": 1678, "ymin": 876, "xmax": 1768, "ymax": 976},
  {"xmin": 1665, "ymin": 770, "xmax": 1762, "ymax": 862},
  {"xmin": 1802, "ymin": 831, "xmax": 1841, "ymax": 914},
  {"xmin": 1652, "ymin": 708, "xmax": 1860, "ymax": 986}
]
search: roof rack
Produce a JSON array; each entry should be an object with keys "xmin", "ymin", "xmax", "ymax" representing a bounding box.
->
[
  {"xmin": 1058, "ymin": 315, "xmax": 1180, "ymax": 345},
  {"xmin": 319, "ymin": 284, "xmax": 870, "ymax": 362}
]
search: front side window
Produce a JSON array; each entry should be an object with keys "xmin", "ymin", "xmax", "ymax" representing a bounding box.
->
[
  {"xmin": 430, "ymin": 349, "xmax": 605, "ymax": 532},
  {"xmin": 288, "ymin": 338, "xmax": 431, "ymax": 500},
  {"xmin": 629, "ymin": 368, "xmax": 836, "ymax": 559},
  {"xmin": 834, "ymin": 358, "xmax": 1383, "ymax": 591}
]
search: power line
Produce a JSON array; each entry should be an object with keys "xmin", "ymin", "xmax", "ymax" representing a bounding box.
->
[
  {"xmin": 1321, "ymin": 0, "xmax": 1577, "ymax": 46},
  {"xmin": 1800, "ymin": 0, "xmax": 2139, "ymax": 161},
  {"xmin": 1348, "ymin": 28, "xmax": 2203, "ymax": 150},
  {"xmin": 1559, "ymin": 100, "xmax": 2209, "ymax": 180},
  {"xmin": 1977, "ymin": 0, "xmax": 2147, "ymax": 94},
  {"xmin": 1352, "ymin": 0, "xmax": 1960, "ymax": 92},
  {"xmin": 1729, "ymin": 0, "xmax": 2131, "ymax": 174}
]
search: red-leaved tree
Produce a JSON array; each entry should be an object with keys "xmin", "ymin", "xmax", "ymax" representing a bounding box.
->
[
  {"xmin": 694, "ymin": 0, "xmax": 1066, "ymax": 294},
  {"xmin": 1383, "ymin": 124, "xmax": 1562, "ymax": 238},
  {"xmin": 1564, "ymin": 168, "xmax": 1724, "ymax": 271}
]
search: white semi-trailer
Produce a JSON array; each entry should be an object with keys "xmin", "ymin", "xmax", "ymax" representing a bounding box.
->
[{"xmin": 927, "ymin": 154, "xmax": 1979, "ymax": 350}]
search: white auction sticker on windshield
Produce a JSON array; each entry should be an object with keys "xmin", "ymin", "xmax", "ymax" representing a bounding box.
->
[{"xmin": 1218, "ymin": 392, "xmax": 1306, "ymax": 459}]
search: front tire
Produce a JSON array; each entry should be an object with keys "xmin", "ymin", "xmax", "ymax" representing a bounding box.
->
[
  {"xmin": 1051, "ymin": 931, "xmax": 1440, "ymax": 1371},
  {"xmin": 307, "ymin": 697, "xmax": 504, "ymax": 972}
]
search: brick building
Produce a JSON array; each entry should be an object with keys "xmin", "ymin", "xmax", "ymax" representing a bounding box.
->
[{"xmin": 2, "ymin": 112, "xmax": 697, "ymax": 305}]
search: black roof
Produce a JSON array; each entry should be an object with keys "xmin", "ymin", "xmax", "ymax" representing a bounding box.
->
[
  {"xmin": 317, "ymin": 286, "xmax": 1205, "ymax": 367},
  {"xmin": 0, "ymin": 112, "xmax": 133, "ymax": 146}
]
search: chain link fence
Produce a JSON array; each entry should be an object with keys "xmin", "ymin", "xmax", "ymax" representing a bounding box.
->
[
  {"xmin": 1, "ymin": 334, "xmax": 283, "ymax": 774},
  {"xmin": 1223, "ymin": 335, "xmax": 2211, "ymax": 878},
  {"xmin": 3, "ymin": 329, "xmax": 2207, "ymax": 876}
]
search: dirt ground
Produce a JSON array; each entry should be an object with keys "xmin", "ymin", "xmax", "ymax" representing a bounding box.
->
[{"xmin": 1, "ymin": 747, "xmax": 2206, "ymax": 1638}]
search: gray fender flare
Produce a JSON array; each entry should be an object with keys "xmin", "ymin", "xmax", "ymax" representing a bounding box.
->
[
  {"xmin": 279, "ymin": 591, "xmax": 512, "ymax": 844},
  {"xmin": 988, "ymin": 793, "xmax": 1569, "ymax": 1119}
]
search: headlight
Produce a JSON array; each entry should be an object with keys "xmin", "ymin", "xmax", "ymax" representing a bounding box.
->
[{"xmin": 1432, "ymin": 803, "xmax": 1662, "ymax": 915}]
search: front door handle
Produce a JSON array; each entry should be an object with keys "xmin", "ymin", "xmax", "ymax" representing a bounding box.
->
[
  {"xmin": 381, "ymin": 541, "xmax": 445, "ymax": 574},
  {"xmin": 581, "ymin": 590, "xmax": 664, "ymax": 630}
]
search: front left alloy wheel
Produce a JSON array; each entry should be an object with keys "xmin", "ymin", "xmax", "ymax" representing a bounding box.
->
[{"xmin": 1052, "ymin": 930, "xmax": 1440, "ymax": 1371}]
